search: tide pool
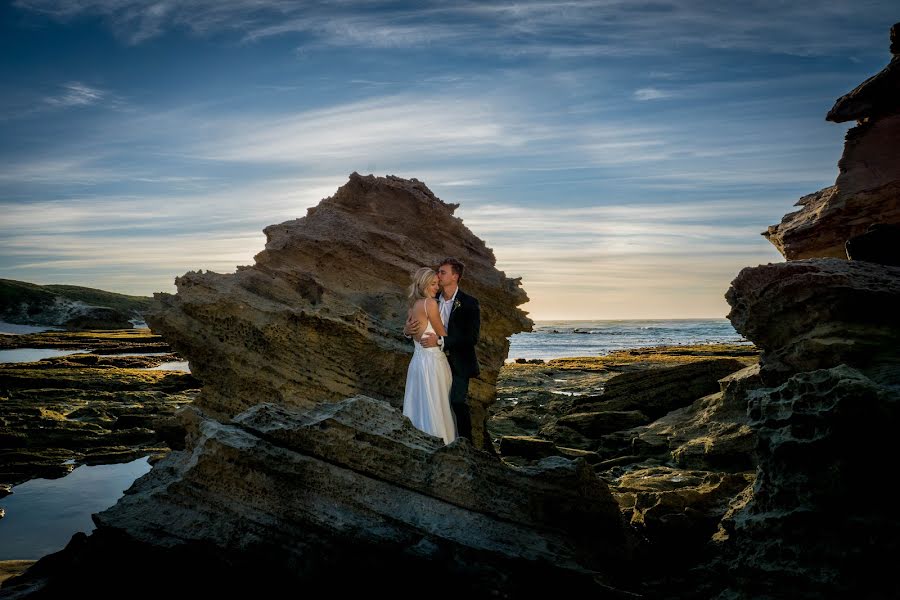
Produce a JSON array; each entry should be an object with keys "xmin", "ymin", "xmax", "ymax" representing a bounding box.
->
[{"xmin": 0, "ymin": 457, "xmax": 153, "ymax": 560}]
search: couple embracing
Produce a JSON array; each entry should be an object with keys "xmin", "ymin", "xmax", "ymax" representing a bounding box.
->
[{"xmin": 402, "ymin": 257, "xmax": 480, "ymax": 446}]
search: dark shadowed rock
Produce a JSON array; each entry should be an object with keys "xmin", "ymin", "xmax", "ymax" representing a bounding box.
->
[
  {"xmin": 61, "ymin": 307, "xmax": 134, "ymax": 330},
  {"xmin": 498, "ymin": 435, "xmax": 559, "ymax": 460},
  {"xmin": 1, "ymin": 396, "xmax": 635, "ymax": 597},
  {"xmin": 710, "ymin": 366, "xmax": 900, "ymax": 599},
  {"xmin": 623, "ymin": 364, "xmax": 763, "ymax": 472},
  {"xmin": 845, "ymin": 222, "xmax": 900, "ymax": 266},
  {"xmin": 570, "ymin": 358, "xmax": 747, "ymax": 421},
  {"xmin": 556, "ymin": 410, "xmax": 649, "ymax": 438},
  {"xmin": 145, "ymin": 173, "xmax": 531, "ymax": 451},
  {"xmin": 726, "ymin": 258, "xmax": 900, "ymax": 381}
]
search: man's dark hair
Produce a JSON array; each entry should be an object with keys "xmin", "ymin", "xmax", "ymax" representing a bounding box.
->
[{"xmin": 439, "ymin": 257, "xmax": 465, "ymax": 280}]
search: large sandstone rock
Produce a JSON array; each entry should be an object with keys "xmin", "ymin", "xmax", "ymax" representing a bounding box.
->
[
  {"xmin": 714, "ymin": 24, "xmax": 900, "ymax": 600},
  {"xmin": 726, "ymin": 258, "xmax": 900, "ymax": 381},
  {"xmin": 710, "ymin": 366, "xmax": 900, "ymax": 598},
  {"xmin": 764, "ymin": 24, "xmax": 900, "ymax": 260},
  {"xmin": 145, "ymin": 173, "xmax": 532, "ymax": 448},
  {"xmin": 1, "ymin": 396, "xmax": 634, "ymax": 597}
]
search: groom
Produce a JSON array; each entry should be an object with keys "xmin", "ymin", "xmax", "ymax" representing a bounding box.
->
[{"xmin": 405, "ymin": 257, "xmax": 480, "ymax": 442}]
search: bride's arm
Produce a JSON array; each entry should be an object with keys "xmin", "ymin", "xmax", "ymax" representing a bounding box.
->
[{"xmin": 424, "ymin": 298, "xmax": 447, "ymax": 336}]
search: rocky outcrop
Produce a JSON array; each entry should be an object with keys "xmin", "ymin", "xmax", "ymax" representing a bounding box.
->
[
  {"xmin": 145, "ymin": 173, "xmax": 531, "ymax": 450},
  {"xmin": 538, "ymin": 359, "xmax": 747, "ymax": 452},
  {"xmin": 726, "ymin": 258, "xmax": 900, "ymax": 381},
  {"xmin": 711, "ymin": 366, "xmax": 900, "ymax": 598},
  {"xmin": 616, "ymin": 364, "xmax": 762, "ymax": 472},
  {"xmin": 719, "ymin": 25, "xmax": 900, "ymax": 598},
  {"xmin": 2, "ymin": 396, "xmax": 634, "ymax": 597},
  {"xmin": 825, "ymin": 23, "xmax": 900, "ymax": 123},
  {"xmin": 570, "ymin": 358, "xmax": 747, "ymax": 420},
  {"xmin": 764, "ymin": 24, "xmax": 900, "ymax": 260}
]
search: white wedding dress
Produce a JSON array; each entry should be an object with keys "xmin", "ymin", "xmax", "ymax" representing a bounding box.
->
[{"xmin": 402, "ymin": 319, "xmax": 457, "ymax": 444}]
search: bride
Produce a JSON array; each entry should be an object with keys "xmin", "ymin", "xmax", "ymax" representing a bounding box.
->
[{"xmin": 402, "ymin": 267, "xmax": 457, "ymax": 444}]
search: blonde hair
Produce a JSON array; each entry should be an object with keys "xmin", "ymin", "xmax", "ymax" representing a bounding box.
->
[{"xmin": 407, "ymin": 267, "xmax": 437, "ymax": 309}]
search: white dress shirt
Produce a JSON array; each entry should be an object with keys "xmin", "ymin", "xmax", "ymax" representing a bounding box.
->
[{"xmin": 438, "ymin": 288, "xmax": 458, "ymax": 344}]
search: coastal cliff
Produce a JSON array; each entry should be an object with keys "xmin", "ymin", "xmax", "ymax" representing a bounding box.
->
[{"xmin": 719, "ymin": 23, "xmax": 900, "ymax": 599}]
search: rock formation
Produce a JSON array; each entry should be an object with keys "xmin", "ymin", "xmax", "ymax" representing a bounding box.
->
[
  {"xmin": 2, "ymin": 175, "xmax": 640, "ymax": 598},
  {"xmin": 145, "ymin": 173, "xmax": 532, "ymax": 450},
  {"xmin": 726, "ymin": 258, "xmax": 900, "ymax": 381},
  {"xmin": 1, "ymin": 397, "xmax": 635, "ymax": 597},
  {"xmin": 720, "ymin": 23, "xmax": 900, "ymax": 599},
  {"xmin": 764, "ymin": 23, "xmax": 900, "ymax": 261},
  {"xmin": 712, "ymin": 366, "xmax": 900, "ymax": 598}
]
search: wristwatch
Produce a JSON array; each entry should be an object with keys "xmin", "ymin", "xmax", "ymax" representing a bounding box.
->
[{"xmin": 437, "ymin": 336, "xmax": 444, "ymax": 348}]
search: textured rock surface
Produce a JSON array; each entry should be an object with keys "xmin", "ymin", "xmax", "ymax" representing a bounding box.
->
[
  {"xmin": 2, "ymin": 396, "xmax": 634, "ymax": 597},
  {"xmin": 765, "ymin": 178, "xmax": 900, "ymax": 261},
  {"xmin": 541, "ymin": 358, "xmax": 747, "ymax": 453},
  {"xmin": 145, "ymin": 173, "xmax": 531, "ymax": 449},
  {"xmin": 570, "ymin": 358, "xmax": 747, "ymax": 420},
  {"xmin": 825, "ymin": 23, "xmax": 900, "ymax": 123},
  {"xmin": 711, "ymin": 366, "xmax": 900, "ymax": 598},
  {"xmin": 726, "ymin": 258, "xmax": 900, "ymax": 380},
  {"xmin": 723, "ymin": 74, "xmax": 900, "ymax": 593},
  {"xmin": 765, "ymin": 24, "xmax": 900, "ymax": 261},
  {"xmin": 621, "ymin": 364, "xmax": 763, "ymax": 472},
  {"xmin": 616, "ymin": 466, "xmax": 753, "ymax": 550}
]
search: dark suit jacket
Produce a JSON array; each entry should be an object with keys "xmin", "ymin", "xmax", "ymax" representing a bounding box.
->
[{"xmin": 440, "ymin": 289, "xmax": 480, "ymax": 378}]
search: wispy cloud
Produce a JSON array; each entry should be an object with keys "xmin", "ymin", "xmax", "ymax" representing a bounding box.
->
[
  {"xmin": 43, "ymin": 82, "xmax": 105, "ymax": 108},
  {"xmin": 188, "ymin": 95, "xmax": 521, "ymax": 164},
  {"xmin": 633, "ymin": 87, "xmax": 671, "ymax": 101},
  {"xmin": 0, "ymin": 176, "xmax": 346, "ymax": 293},
  {"xmin": 13, "ymin": 1, "xmax": 895, "ymax": 56}
]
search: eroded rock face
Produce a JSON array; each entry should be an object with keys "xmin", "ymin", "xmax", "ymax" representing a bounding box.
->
[
  {"xmin": 711, "ymin": 366, "xmax": 900, "ymax": 598},
  {"xmin": 764, "ymin": 24, "xmax": 900, "ymax": 261},
  {"xmin": 726, "ymin": 258, "xmax": 900, "ymax": 381},
  {"xmin": 145, "ymin": 173, "xmax": 532, "ymax": 446},
  {"xmin": 3, "ymin": 396, "xmax": 634, "ymax": 597},
  {"xmin": 628, "ymin": 364, "xmax": 763, "ymax": 472},
  {"xmin": 717, "ymin": 26, "xmax": 900, "ymax": 598},
  {"xmin": 825, "ymin": 22, "xmax": 900, "ymax": 123}
]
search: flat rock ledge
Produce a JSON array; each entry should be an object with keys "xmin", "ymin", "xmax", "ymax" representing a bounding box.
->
[
  {"xmin": 1, "ymin": 396, "xmax": 635, "ymax": 597},
  {"xmin": 726, "ymin": 258, "xmax": 900, "ymax": 381}
]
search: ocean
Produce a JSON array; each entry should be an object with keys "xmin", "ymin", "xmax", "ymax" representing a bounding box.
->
[{"xmin": 507, "ymin": 318, "xmax": 749, "ymax": 361}]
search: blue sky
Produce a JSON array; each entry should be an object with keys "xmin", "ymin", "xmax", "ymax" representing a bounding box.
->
[{"xmin": 0, "ymin": 1, "xmax": 896, "ymax": 319}]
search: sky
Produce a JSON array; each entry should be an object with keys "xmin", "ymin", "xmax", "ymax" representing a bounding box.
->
[{"xmin": 0, "ymin": 1, "xmax": 896, "ymax": 320}]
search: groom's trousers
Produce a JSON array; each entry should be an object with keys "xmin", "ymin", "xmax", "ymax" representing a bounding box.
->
[{"xmin": 449, "ymin": 373, "xmax": 472, "ymax": 440}]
